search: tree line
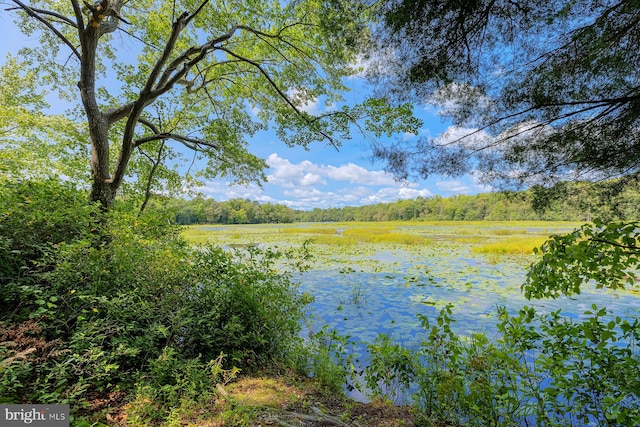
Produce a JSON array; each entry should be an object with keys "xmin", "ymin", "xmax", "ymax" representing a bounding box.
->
[
  {"xmin": 150, "ymin": 180, "xmax": 640, "ymax": 225},
  {"xmin": 147, "ymin": 196, "xmax": 296, "ymax": 225}
]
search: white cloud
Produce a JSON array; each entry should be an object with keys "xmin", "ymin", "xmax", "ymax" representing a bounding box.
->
[
  {"xmin": 325, "ymin": 163, "xmax": 399, "ymax": 185},
  {"xmin": 266, "ymin": 153, "xmax": 401, "ymax": 187},
  {"xmin": 365, "ymin": 187, "xmax": 432, "ymax": 204},
  {"xmin": 300, "ymin": 173, "xmax": 326, "ymax": 186},
  {"xmin": 197, "ymin": 181, "xmax": 275, "ymax": 203},
  {"xmin": 283, "ymin": 187, "xmax": 330, "ymax": 199},
  {"xmin": 265, "ymin": 155, "xmax": 312, "ymax": 187},
  {"xmin": 434, "ymin": 126, "xmax": 491, "ymax": 149},
  {"xmin": 201, "ymin": 154, "xmax": 438, "ymax": 210},
  {"xmin": 436, "ymin": 180, "xmax": 470, "ymax": 194}
]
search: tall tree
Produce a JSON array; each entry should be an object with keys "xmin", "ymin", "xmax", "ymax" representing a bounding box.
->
[
  {"xmin": 367, "ymin": 0, "xmax": 640, "ymax": 191},
  {"xmin": 3, "ymin": 0, "xmax": 418, "ymax": 209}
]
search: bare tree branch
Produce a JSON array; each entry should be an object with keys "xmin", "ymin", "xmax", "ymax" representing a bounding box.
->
[
  {"xmin": 590, "ymin": 238, "xmax": 640, "ymax": 255},
  {"xmin": 218, "ymin": 46, "xmax": 342, "ymax": 148},
  {"xmin": 140, "ymin": 0, "xmax": 210, "ymax": 98},
  {"xmin": 137, "ymin": 140, "xmax": 166, "ymax": 214},
  {"xmin": 438, "ymin": 94, "xmax": 640, "ymax": 149},
  {"xmin": 70, "ymin": 0, "xmax": 85, "ymax": 33},
  {"xmin": 218, "ymin": 47, "xmax": 303, "ymax": 117},
  {"xmin": 9, "ymin": 0, "xmax": 81, "ymax": 60},
  {"xmin": 5, "ymin": 5, "xmax": 77, "ymax": 27},
  {"xmin": 135, "ymin": 117, "xmax": 220, "ymax": 151},
  {"xmin": 134, "ymin": 131, "xmax": 220, "ymax": 151}
]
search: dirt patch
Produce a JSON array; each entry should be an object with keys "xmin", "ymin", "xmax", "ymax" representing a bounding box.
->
[
  {"xmin": 213, "ymin": 373, "xmax": 417, "ymax": 427},
  {"xmin": 93, "ymin": 371, "xmax": 419, "ymax": 426}
]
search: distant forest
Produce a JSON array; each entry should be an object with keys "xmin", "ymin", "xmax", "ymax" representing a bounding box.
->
[{"xmin": 146, "ymin": 181, "xmax": 640, "ymax": 225}]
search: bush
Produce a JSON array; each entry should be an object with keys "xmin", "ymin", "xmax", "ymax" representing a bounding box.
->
[
  {"xmin": 0, "ymin": 179, "xmax": 311, "ymax": 420},
  {"xmin": 176, "ymin": 244, "xmax": 311, "ymax": 365},
  {"xmin": 361, "ymin": 304, "xmax": 640, "ymax": 426},
  {"xmin": 0, "ymin": 179, "xmax": 99, "ymax": 320}
]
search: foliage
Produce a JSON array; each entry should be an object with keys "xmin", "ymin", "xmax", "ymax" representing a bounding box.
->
[
  {"xmin": 0, "ymin": 179, "xmax": 311, "ymax": 422},
  {"xmin": 126, "ymin": 350, "xmax": 238, "ymax": 424},
  {"xmin": 0, "ymin": 57, "xmax": 88, "ymax": 181},
  {"xmin": 291, "ymin": 325, "xmax": 360, "ymax": 394},
  {"xmin": 295, "ymin": 183, "xmax": 640, "ymax": 223},
  {"xmin": 5, "ymin": 0, "xmax": 419, "ymax": 209},
  {"xmin": 173, "ymin": 243, "xmax": 313, "ymax": 365},
  {"xmin": 147, "ymin": 196, "xmax": 296, "ymax": 225},
  {"xmin": 364, "ymin": 334, "xmax": 416, "ymax": 404},
  {"xmin": 368, "ymin": 0, "xmax": 640, "ymax": 193},
  {"xmin": 361, "ymin": 304, "xmax": 640, "ymax": 426},
  {"xmin": 525, "ymin": 219, "xmax": 640, "ymax": 298},
  {"xmin": 0, "ymin": 178, "xmax": 100, "ymax": 313}
]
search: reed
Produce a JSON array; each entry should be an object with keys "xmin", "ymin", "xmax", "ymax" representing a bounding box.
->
[
  {"xmin": 281, "ymin": 227, "xmax": 338, "ymax": 235},
  {"xmin": 492, "ymin": 228, "xmax": 528, "ymax": 236},
  {"xmin": 473, "ymin": 236, "xmax": 549, "ymax": 255},
  {"xmin": 340, "ymin": 228, "xmax": 427, "ymax": 245}
]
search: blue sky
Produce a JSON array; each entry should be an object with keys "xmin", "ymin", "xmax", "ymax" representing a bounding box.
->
[{"xmin": 1, "ymin": 11, "xmax": 491, "ymax": 210}]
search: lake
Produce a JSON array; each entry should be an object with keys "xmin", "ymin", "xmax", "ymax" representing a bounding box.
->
[{"xmin": 185, "ymin": 221, "xmax": 640, "ymax": 347}]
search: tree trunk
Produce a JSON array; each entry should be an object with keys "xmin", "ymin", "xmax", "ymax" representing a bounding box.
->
[
  {"xmin": 78, "ymin": 14, "xmax": 117, "ymax": 210},
  {"xmin": 89, "ymin": 178, "xmax": 117, "ymax": 210}
]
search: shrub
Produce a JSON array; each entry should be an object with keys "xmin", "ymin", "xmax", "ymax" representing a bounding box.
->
[
  {"xmin": 362, "ymin": 304, "xmax": 640, "ymax": 426},
  {"xmin": 0, "ymin": 179, "xmax": 312, "ymax": 420},
  {"xmin": 0, "ymin": 179, "xmax": 99, "ymax": 320}
]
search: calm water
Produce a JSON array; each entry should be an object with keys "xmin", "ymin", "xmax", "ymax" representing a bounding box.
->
[
  {"xmin": 194, "ymin": 222, "xmax": 640, "ymax": 409},
  {"xmin": 297, "ymin": 240, "xmax": 640, "ymax": 347}
]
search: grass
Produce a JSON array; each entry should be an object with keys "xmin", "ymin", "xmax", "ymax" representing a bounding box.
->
[
  {"xmin": 453, "ymin": 236, "xmax": 488, "ymax": 244},
  {"xmin": 341, "ymin": 228, "xmax": 427, "ymax": 245},
  {"xmin": 492, "ymin": 228, "xmax": 528, "ymax": 235},
  {"xmin": 350, "ymin": 283, "xmax": 368, "ymax": 306},
  {"xmin": 181, "ymin": 221, "xmax": 576, "ymax": 253},
  {"xmin": 181, "ymin": 227, "xmax": 215, "ymax": 244},
  {"xmin": 94, "ymin": 371, "xmax": 417, "ymax": 426},
  {"xmin": 472, "ymin": 236, "xmax": 550, "ymax": 255},
  {"xmin": 281, "ymin": 227, "xmax": 339, "ymax": 235}
]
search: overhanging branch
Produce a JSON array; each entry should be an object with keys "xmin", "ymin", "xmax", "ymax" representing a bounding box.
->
[
  {"xmin": 590, "ymin": 238, "xmax": 640, "ymax": 255},
  {"xmin": 9, "ymin": 0, "xmax": 81, "ymax": 60},
  {"xmin": 5, "ymin": 5, "xmax": 77, "ymax": 27},
  {"xmin": 135, "ymin": 117, "xmax": 220, "ymax": 151}
]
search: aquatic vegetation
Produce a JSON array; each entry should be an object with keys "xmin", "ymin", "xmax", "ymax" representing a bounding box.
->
[
  {"xmin": 181, "ymin": 220, "xmax": 640, "ymax": 425},
  {"xmin": 281, "ymin": 226, "xmax": 339, "ymax": 235},
  {"xmin": 349, "ymin": 282, "xmax": 368, "ymax": 306},
  {"xmin": 341, "ymin": 227, "xmax": 428, "ymax": 245},
  {"xmin": 180, "ymin": 227, "xmax": 214, "ymax": 244},
  {"xmin": 453, "ymin": 236, "xmax": 487, "ymax": 244},
  {"xmin": 472, "ymin": 236, "xmax": 550, "ymax": 255},
  {"xmin": 492, "ymin": 228, "xmax": 528, "ymax": 235},
  {"xmin": 312, "ymin": 234, "xmax": 355, "ymax": 246}
]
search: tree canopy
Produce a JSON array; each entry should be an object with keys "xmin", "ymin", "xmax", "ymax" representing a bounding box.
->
[
  {"xmin": 0, "ymin": 56, "xmax": 88, "ymax": 180},
  {"xmin": 2, "ymin": 0, "xmax": 418, "ymax": 209},
  {"xmin": 368, "ymin": 0, "xmax": 640, "ymax": 191}
]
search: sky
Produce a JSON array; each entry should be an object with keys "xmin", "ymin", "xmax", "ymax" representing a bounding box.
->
[{"xmin": 1, "ymin": 9, "xmax": 492, "ymax": 210}]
